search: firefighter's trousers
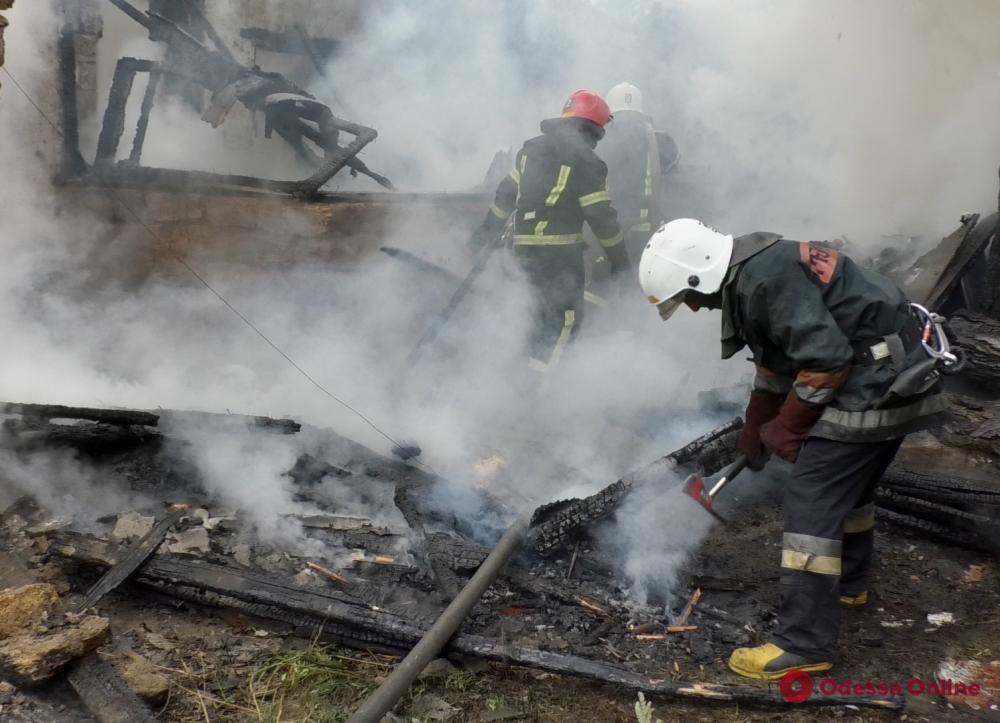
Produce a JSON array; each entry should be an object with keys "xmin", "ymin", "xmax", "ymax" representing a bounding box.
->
[
  {"xmin": 771, "ymin": 436, "xmax": 903, "ymax": 660},
  {"xmin": 514, "ymin": 244, "xmax": 585, "ymax": 367}
]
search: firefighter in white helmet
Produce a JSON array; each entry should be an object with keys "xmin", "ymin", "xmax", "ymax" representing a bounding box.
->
[
  {"xmin": 599, "ymin": 82, "xmax": 680, "ymax": 265},
  {"xmin": 639, "ymin": 219, "xmax": 948, "ymax": 680}
]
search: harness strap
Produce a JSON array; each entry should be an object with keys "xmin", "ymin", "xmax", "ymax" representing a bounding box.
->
[{"xmin": 852, "ymin": 318, "xmax": 921, "ymax": 367}]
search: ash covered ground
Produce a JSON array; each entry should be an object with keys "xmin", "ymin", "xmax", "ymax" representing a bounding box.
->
[{"xmin": 0, "ymin": 409, "xmax": 997, "ymax": 722}]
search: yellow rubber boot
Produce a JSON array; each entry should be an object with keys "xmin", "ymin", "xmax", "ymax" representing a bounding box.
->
[
  {"xmin": 728, "ymin": 643, "xmax": 833, "ymax": 681},
  {"xmin": 839, "ymin": 591, "xmax": 869, "ymax": 608}
]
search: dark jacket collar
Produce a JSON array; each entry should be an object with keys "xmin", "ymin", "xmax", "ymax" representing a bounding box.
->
[{"xmin": 720, "ymin": 232, "xmax": 782, "ymax": 359}]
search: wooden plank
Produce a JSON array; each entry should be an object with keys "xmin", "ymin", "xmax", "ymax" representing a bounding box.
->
[
  {"xmin": 76, "ymin": 507, "xmax": 185, "ymax": 611},
  {"xmin": 51, "ymin": 532, "xmax": 902, "ymax": 711}
]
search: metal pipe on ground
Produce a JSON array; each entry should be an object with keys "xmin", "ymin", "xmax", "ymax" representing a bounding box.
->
[{"xmin": 346, "ymin": 515, "xmax": 529, "ymax": 723}]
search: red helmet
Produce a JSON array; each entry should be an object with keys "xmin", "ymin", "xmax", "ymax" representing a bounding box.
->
[{"xmin": 561, "ymin": 90, "xmax": 612, "ymax": 127}]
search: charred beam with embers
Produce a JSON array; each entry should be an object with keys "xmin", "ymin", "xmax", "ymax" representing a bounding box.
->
[
  {"xmin": 49, "ymin": 532, "xmax": 901, "ymax": 711},
  {"xmin": 72, "ymin": 0, "xmax": 394, "ymax": 197},
  {"xmin": 529, "ymin": 417, "xmax": 743, "ymax": 555}
]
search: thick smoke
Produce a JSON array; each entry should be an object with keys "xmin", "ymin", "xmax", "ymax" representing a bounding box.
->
[{"xmin": 2, "ymin": 0, "xmax": 999, "ymax": 600}]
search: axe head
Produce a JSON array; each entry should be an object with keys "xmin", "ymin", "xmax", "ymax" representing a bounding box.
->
[{"xmin": 680, "ymin": 473, "xmax": 728, "ymax": 524}]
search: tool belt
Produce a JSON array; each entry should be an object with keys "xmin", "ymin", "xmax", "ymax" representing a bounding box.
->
[{"xmin": 851, "ymin": 317, "xmax": 922, "ymax": 368}]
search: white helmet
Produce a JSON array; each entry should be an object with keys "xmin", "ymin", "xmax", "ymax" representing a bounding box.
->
[
  {"xmin": 607, "ymin": 82, "xmax": 642, "ymax": 114},
  {"xmin": 638, "ymin": 219, "xmax": 734, "ymax": 320}
]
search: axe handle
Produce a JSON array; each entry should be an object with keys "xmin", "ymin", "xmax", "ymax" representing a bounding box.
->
[{"xmin": 706, "ymin": 454, "xmax": 749, "ymax": 498}]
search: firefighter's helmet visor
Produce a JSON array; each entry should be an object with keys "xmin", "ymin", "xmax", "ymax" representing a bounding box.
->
[{"xmin": 656, "ymin": 292, "xmax": 687, "ymax": 321}]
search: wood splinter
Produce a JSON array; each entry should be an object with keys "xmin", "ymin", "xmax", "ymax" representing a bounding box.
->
[
  {"xmin": 306, "ymin": 561, "xmax": 350, "ymax": 585},
  {"xmin": 635, "ymin": 626, "xmax": 698, "ymax": 641},
  {"xmin": 676, "ymin": 587, "xmax": 702, "ymax": 627},
  {"xmin": 575, "ymin": 595, "xmax": 609, "ymax": 619}
]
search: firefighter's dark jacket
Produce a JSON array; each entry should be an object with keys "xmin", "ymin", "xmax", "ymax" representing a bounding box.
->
[
  {"xmin": 484, "ymin": 118, "xmax": 624, "ymax": 252},
  {"xmin": 721, "ymin": 235, "xmax": 948, "ymax": 442},
  {"xmin": 599, "ymin": 112, "xmax": 678, "ymax": 230}
]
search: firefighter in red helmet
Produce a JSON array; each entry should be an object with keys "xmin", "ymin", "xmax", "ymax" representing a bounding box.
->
[{"xmin": 474, "ymin": 90, "xmax": 627, "ymax": 369}]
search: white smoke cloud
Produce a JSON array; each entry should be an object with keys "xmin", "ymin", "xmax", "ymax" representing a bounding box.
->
[{"xmin": 1, "ymin": 0, "xmax": 998, "ymax": 596}]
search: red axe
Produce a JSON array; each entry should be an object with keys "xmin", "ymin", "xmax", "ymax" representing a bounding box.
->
[{"xmin": 680, "ymin": 454, "xmax": 749, "ymax": 524}]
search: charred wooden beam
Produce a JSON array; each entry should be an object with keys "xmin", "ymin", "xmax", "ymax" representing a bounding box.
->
[
  {"xmin": 392, "ymin": 484, "xmax": 463, "ymax": 600},
  {"xmin": 293, "ymin": 123, "xmax": 378, "ymax": 198},
  {"xmin": 240, "ymin": 27, "xmax": 339, "ymax": 58},
  {"xmin": 529, "ymin": 418, "xmax": 743, "ymax": 555},
  {"xmin": 881, "ymin": 466, "xmax": 1000, "ymax": 509},
  {"xmin": 56, "ymin": 27, "xmax": 87, "ymax": 179},
  {"xmin": 946, "ymin": 311, "xmax": 1000, "ymax": 396},
  {"xmin": 0, "ymin": 543, "xmax": 157, "ymax": 721},
  {"xmin": 86, "ymin": 162, "xmax": 301, "ymax": 195},
  {"xmin": 877, "ymin": 506, "xmax": 990, "ymax": 552},
  {"xmin": 67, "ymin": 654, "xmax": 158, "ymax": 723},
  {"xmin": 875, "ymin": 488, "xmax": 999, "ymax": 553},
  {"xmin": 106, "ymin": 0, "xmax": 152, "ymax": 30},
  {"xmin": 156, "ymin": 409, "xmax": 301, "ymax": 434},
  {"xmin": 95, "ymin": 58, "xmax": 155, "ymax": 166},
  {"xmin": 76, "ymin": 506, "xmax": 186, "ymax": 611},
  {"xmin": 2, "ymin": 418, "xmax": 160, "ymax": 455},
  {"xmin": 0, "ymin": 402, "xmax": 159, "ymax": 427},
  {"xmin": 923, "ymin": 213, "xmax": 993, "ymax": 312},
  {"xmin": 128, "ymin": 67, "xmax": 161, "ymax": 164},
  {"xmin": 51, "ymin": 534, "xmax": 901, "ymax": 711},
  {"xmin": 348, "ymin": 517, "xmax": 529, "ymax": 723}
]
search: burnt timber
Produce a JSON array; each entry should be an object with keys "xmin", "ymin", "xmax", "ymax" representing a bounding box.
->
[{"xmin": 50, "ymin": 533, "xmax": 901, "ymax": 711}]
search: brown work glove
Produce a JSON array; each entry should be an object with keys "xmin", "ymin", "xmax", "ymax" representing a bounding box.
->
[
  {"xmin": 759, "ymin": 392, "xmax": 824, "ymax": 463},
  {"xmin": 739, "ymin": 390, "xmax": 784, "ymax": 470}
]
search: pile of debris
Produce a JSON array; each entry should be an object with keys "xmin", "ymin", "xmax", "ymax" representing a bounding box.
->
[
  {"xmin": 0, "ymin": 378, "xmax": 998, "ymax": 720},
  {"xmin": 0, "ymin": 210, "xmax": 999, "ymax": 720}
]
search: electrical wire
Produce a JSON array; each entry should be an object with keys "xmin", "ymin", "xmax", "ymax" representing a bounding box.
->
[{"xmin": 1, "ymin": 65, "xmax": 426, "ymax": 467}]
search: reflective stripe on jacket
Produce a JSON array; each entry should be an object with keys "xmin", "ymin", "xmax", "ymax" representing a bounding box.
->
[
  {"xmin": 490, "ymin": 118, "xmax": 623, "ymax": 250},
  {"xmin": 721, "ymin": 237, "xmax": 948, "ymax": 442}
]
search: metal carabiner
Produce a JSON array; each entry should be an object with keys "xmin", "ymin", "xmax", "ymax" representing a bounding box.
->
[{"xmin": 909, "ymin": 302, "xmax": 964, "ymax": 372}]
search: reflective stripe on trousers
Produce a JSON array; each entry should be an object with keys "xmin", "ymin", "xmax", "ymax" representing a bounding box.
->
[{"xmin": 771, "ymin": 436, "xmax": 902, "ymax": 660}]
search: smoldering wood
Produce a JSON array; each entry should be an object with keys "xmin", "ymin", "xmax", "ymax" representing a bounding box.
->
[
  {"xmin": 1, "ymin": 418, "xmax": 160, "ymax": 454},
  {"xmin": 529, "ymin": 418, "xmax": 743, "ymax": 555},
  {"xmin": 75, "ymin": 506, "xmax": 185, "ymax": 611},
  {"xmin": 393, "ymin": 484, "xmax": 464, "ymax": 600},
  {"xmin": 946, "ymin": 311, "xmax": 1000, "ymax": 395},
  {"xmin": 0, "ymin": 402, "xmax": 160, "ymax": 427},
  {"xmin": 66, "ymin": 654, "xmax": 158, "ymax": 723},
  {"xmin": 50, "ymin": 533, "xmax": 901, "ymax": 711}
]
